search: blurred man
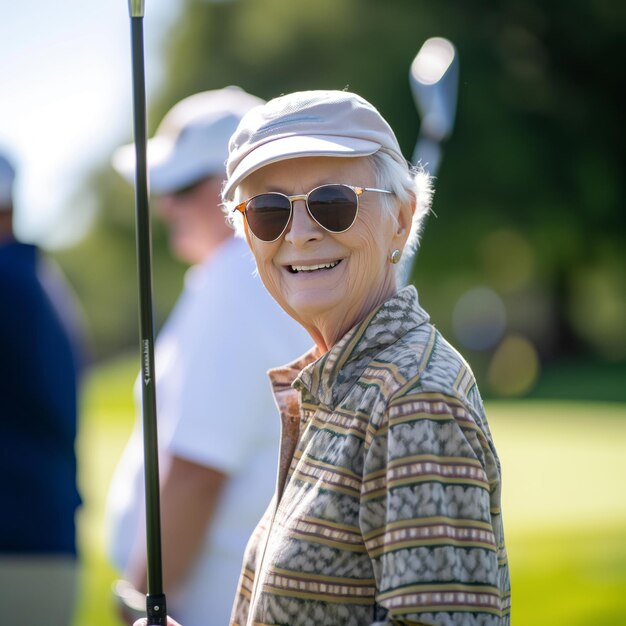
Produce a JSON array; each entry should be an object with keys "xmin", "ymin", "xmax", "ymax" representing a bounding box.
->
[
  {"xmin": 105, "ymin": 87, "xmax": 311, "ymax": 626},
  {"xmin": 0, "ymin": 149, "xmax": 83, "ymax": 623}
]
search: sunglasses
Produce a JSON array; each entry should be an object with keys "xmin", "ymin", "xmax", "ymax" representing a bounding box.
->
[{"xmin": 233, "ymin": 183, "xmax": 394, "ymax": 242}]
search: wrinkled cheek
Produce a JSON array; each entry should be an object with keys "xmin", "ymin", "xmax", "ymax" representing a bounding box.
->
[
  {"xmin": 248, "ymin": 236, "xmax": 284, "ymax": 306},
  {"xmin": 257, "ymin": 262, "xmax": 287, "ymax": 309},
  {"xmin": 349, "ymin": 227, "xmax": 388, "ymax": 290}
]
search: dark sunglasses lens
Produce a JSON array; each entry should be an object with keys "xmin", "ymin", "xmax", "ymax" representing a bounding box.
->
[
  {"xmin": 308, "ymin": 185, "xmax": 358, "ymax": 233},
  {"xmin": 246, "ymin": 194, "xmax": 292, "ymax": 241}
]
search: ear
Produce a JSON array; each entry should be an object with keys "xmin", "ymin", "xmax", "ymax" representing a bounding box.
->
[{"xmin": 391, "ymin": 194, "xmax": 415, "ymax": 252}]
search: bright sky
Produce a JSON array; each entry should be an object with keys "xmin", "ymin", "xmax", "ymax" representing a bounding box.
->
[{"xmin": 0, "ymin": 0, "xmax": 177, "ymax": 248}]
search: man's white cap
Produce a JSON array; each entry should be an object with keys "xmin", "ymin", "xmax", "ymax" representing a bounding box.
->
[
  {"xmin": 113, "ymin": 86, "xmax": 264, "ymax": 195},
  {"xmin": 0, "ymin": 150, "xmax": 16, "ymax": 210},
  {"xmin": 223, "ymin": 90, "xmax": 407, "ymax": 200}
]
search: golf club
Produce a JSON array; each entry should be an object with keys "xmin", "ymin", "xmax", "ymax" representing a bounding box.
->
[
  {"xmin": 127, "ymin": 0, "xmax": 167, "ymax": 623},
  {"xmin": 399, "ymin": 36, "xmax": 459, "ymax": 287}
]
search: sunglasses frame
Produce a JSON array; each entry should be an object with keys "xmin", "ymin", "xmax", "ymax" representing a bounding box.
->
[{"xmin": 233, "ymin": 184, "xmax": 394, "ymax": 242}]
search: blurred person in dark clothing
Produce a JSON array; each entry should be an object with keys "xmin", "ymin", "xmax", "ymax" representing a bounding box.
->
[{"xmin": 0, "ymin": 148, "xmax": 83, "ymax": 624}]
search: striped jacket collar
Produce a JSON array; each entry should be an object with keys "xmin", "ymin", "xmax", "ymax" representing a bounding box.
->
[
  {"xmin": 266, "ymin": 286, "xmax": 430, "ymax": 502},
  {"xmin": 290, "ymin": 286, "xmax": 430, "ymax": 410}
]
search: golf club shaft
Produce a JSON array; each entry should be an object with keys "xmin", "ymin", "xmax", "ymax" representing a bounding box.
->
[{"xmin": 128, "ymin": 1, "xmax": 167, "ymax": 623}]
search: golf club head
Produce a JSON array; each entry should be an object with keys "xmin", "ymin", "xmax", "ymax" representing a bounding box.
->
[{"xmin": 410, "ymin": 37, "xmax": 459, "ymax": 164}]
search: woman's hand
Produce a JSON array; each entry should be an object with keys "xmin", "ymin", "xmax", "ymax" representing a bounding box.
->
[{"xmin": 133, "ymin": 618, "xmax": 182, "ymax": 626}]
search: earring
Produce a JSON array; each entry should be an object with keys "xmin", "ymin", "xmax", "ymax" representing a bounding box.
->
[{"xmin": 390, "ymin": 249, "xmax": 401, "ymax": 264}]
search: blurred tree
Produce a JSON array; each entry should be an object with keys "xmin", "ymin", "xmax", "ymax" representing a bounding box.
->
[{"xmin": 54, "ymin": 0, "xmax": 625, "ymax": 380}]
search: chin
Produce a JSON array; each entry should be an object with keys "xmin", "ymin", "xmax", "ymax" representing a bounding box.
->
[{"xmin": 283, "ymin": 288, "xmax": 344, "ymax": 324}]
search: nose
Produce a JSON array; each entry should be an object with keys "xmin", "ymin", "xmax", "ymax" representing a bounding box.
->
[{"xmin": 284, "ymin": 199, "xmax": 323, "ymax": 246}]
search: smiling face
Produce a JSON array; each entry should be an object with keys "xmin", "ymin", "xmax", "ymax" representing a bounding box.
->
[{"xmin": 238, "ymin": 156, "xmax": 411, "ymax": 350}]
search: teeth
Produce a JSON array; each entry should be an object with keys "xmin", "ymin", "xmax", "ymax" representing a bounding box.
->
[{"xmin": 291, "ymin": 261, "xmax": 339, "ymax": 273}]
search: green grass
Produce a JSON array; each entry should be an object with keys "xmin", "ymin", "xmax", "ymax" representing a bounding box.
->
[
  {"xmin": 487, "ymin": 401, "xmax": 626, "ymax": 626},
  {"xmin": 508, "ymin": 526, "xmax": 626, "ymax": 626},
  {"xmin": 72, "ymin": 355, "xmax": 626, "ymax": 626},
  {"xmin": 73, "ymin": 354, "xmax": 138, "ymax": 626}
]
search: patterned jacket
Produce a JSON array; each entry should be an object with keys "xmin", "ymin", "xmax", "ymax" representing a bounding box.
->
[{"xmin": 230, "ymin": 286, "xmax": 511, "ymax": 626}]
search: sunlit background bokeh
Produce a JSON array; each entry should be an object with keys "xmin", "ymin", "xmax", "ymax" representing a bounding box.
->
[{"xmin": 1, "ymin": 1, "xmax": 624, "ymax": 625}]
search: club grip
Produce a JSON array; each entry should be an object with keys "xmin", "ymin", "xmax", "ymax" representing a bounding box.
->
[
  {"xmin": 129, "ymin": 0, "xmax": 145, "ymax": 18},
  {"xmin": 147, "ymin": 593, "xmax": 167, "ymax": 625}
]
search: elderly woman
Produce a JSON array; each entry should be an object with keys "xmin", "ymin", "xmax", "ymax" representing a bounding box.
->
[{"xmin": 139, "ymin": 90, "xmax": 510, "ymax": 626}]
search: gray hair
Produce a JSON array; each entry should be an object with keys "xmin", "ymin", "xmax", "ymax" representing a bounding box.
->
[
  {"xmin": 368, "ymin": 148, "xmax": 433, "ymax": 264},
  {"xmin": 221, "ymin": 149, "xmax": 434, "ymax": 267}
]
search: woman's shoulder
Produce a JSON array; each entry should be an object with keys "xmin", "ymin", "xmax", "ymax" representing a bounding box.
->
[{"xmin": 379, "ymin": 323, "xmax": 481, "ymax": 408}]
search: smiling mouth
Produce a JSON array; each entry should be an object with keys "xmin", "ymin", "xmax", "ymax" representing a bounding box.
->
[{"xmin": 288, "ymin": 260, "xmax": 342, "ymax": 274}]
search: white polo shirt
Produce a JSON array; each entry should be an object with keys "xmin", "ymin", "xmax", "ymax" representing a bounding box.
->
[{"xmin": 105, "ymin": 237, "xmax": 311, "ymax": 626}]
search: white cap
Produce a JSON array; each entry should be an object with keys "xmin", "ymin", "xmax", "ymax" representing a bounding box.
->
[
  {"xmin": 223, "ymin": 90, "xmax": 406, "ymax": 200},
  {"xmin": 0, "ymin": 150, "xmax": 16, "ymax": 210},
  {"xmin": 113, "ymin": 86, "xmax": 264, "ymax": 195}
]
